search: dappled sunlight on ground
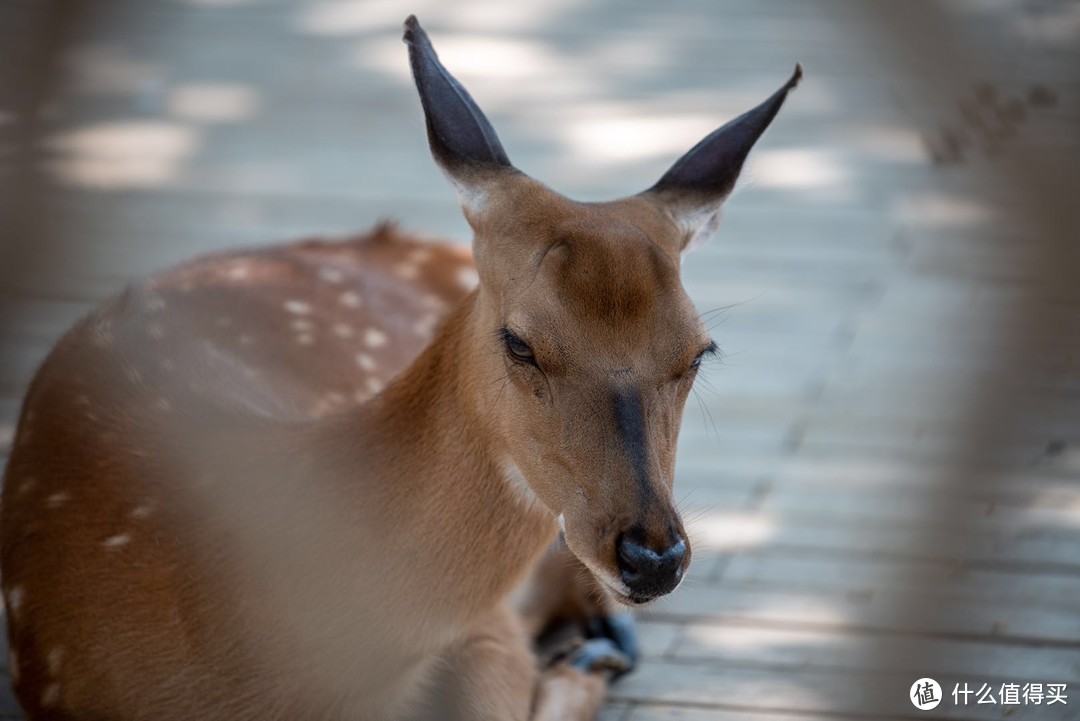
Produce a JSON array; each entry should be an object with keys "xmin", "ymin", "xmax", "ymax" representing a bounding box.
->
[
  {"xmin": 46, "ymin": 120, "xmax": 203, "ymax": 188},
  {"xmin": 686, "ymin": 511, "xmax": 777, "ymax": 554},
  {"xmin": 893, "ymin": 190, "xmax": 998, "ymax": 226},
  {"xmin": 299, "ymin": 0, "xmax": 583, "ymax": 36},
  {"xmin": 166, "ymin": 83, "xmax": 261, "ymax": 123},
  {"xmin": 298, "ymin": 0, "xmax": 427, "ymax": 35},
  {"xmin": 357, "ymin": 32, "xmax": 575, "ymax": 87},
  {"xmin": 350, "ymin": 31, "xmax": 605, "ymax": 115},
  {"xmin": 848, "ymin": 126, "xmax": 927, "ymax": 163},
  {"xmin": 747, "ymin": 147, "xmax": 851, "ymax": 190},
  {"xmin": 562, "ymin": 112, "xmax": 720, "ymax": 165}
]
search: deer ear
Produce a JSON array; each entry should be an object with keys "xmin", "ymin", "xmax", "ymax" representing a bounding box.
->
[
  {"xmin": 644, "ymin": 65, "xmax": 802, "ymax": 255},
  {"xmin": 404, "ymin": 15, "xmax": 517, "ymax": 214}
]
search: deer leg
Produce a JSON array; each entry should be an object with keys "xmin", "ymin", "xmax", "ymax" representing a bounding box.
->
[
  {"xmin": 531, "ymin": 637, "xmax": 630, "ymax": 721},
  {"xmin": 424, "ymin": 604, "xmax": 535, "ymax": 721},
  {"xmin": 514, "ymin": 535, "xmax": 639, "ymax": 673},
  {"xmin": 428, "ymin": 604, "xmax": 626, "ymax": 721}
]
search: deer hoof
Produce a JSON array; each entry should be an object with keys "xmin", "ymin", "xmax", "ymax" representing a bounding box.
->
[{"xmin": 567, "ymin": 637, "xmax": 632, "ymax": 680}]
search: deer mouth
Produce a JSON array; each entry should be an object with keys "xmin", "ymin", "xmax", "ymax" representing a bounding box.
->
[{"xmin": 596, "ymin": 575, "xmax": 655, "ymax": 607}]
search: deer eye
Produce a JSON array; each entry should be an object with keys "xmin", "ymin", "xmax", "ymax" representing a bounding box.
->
[
  {"xmin": 500, "ymin": 329, "xmax": 536, "ymax": 365},
  {"xmin": 688, "ymin": 340, "xmax": 719, "ymax": 372}
]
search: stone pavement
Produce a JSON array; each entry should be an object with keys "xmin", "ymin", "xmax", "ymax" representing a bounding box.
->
[{"xmin": 1, "ymin": 0, "xmax": 1078, "ymax": 718}]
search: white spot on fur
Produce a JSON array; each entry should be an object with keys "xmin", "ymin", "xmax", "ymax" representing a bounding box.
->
[
  {"xmin": 227, "ymin": 263, "xmax": 250, "ymax": 280},
  {"xmin": 46, "ymin": 647, "xmax": 64, "ymax": 674},
  {"xmin": 365, "ymin": 377, "xmax": 384, "ymax": 394},
  {"xmin": 332, "ymin": 323, "xmax": 354, "ymax": 338},
  {"xmin": 355, "ymin": 353, "xmax": 377, "ymax": 372},
  {"xmin": 318, "ymin": 267, "xmax": 345, "ymax": 284},
  {"xmin": 339, "ymin": 291, "xmax": 361, "ymax": 308},
  {"xmin": 501, "ymin": 459, "xmax": 543, "ymax": 511},
  {"xmin": 291, "ymin": 318, "xmax": 314, "ymax": 332},
  {"xmin": 457, "ymin": 267, "xmax": 479, "ymax": 290},
  {"xmin": 103, "ymin": 533, "xmax": 131, "ymax": 548},
  {"xmin": 284, "ymin": 300, "xmax": 311, "ymax": 315},
  {"xmin": 41, "ymin": 683, "xmax": 60, "ymax": 707},
  {"xmin": 131, "ymin": 504, "xmax": 154, "ymax": 519},
  {"xmin": 412, "ymin": 314, "xmax": 438, "ymax": 337},
  {"xmin": 296, "ymin": 333, "xmax": 314, "ymax": 346},
  {"xmin": 46, "ymin": 492, "xmax": 70, "ymax": 508},
  {"xmin": 145, "ymin": 295, "xmax": 166, "ymax": 313},
  {"xmin": 556, "ymin": 514, "xmax": 566, "ymax": 531},
  {"xmin": 364, "ymin": 328, "xmax": 388, "ymax": 348}
]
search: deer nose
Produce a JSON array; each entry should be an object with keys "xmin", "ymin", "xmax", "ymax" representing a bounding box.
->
[{"xmin": 616, "ymin": 529, "xmax": 686, "ymax": 601}]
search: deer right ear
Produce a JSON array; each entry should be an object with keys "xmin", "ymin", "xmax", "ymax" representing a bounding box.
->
[
  {"xmin": 404, "ymin": 15, "xmax": 516, "ymax": 215},
  {"xmin": 643, "ymin": 65, "xmax": 802, "ymax": 256}
]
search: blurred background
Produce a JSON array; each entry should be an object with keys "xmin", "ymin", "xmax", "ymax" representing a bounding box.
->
[{"xmin": 1, "ymin": 0, "xmax": 1078, "ymax": 718}]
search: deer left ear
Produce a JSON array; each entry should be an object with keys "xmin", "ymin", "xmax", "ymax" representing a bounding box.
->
[{"xmin": 643, "ymin": 65, "xmax": 802, "ymax": 255}]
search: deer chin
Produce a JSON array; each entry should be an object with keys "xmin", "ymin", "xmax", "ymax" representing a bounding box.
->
[
  {"xmin": 582, "ymin": 561, "xmax": 637, "ymax": 605},
  {"xmin": 558, "ymin": 527, "xmax": 635, "ymax": 604},
  {"xmin": 596, "ymin": 577, "xmax": 644, "ymax": 607}
]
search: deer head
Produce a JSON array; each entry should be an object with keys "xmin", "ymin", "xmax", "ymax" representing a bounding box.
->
[{"xmin": 404, "ymin": 15, "xmax": 799, "ymax": 604}]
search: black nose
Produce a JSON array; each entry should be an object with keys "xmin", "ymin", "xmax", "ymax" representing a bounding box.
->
[{"xmin": 616, "ymin": 529, "xmax": 687, "ymax": 601}]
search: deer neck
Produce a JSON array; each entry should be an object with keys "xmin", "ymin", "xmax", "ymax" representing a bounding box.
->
[{"xmin": 334, "ymin": 294, "xmax": 558, "ymax": 616}]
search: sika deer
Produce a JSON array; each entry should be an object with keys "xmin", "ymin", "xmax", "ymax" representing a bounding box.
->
[{"xmin": 1, "ymin": 16, "xmax": 799, "ymax": 721}]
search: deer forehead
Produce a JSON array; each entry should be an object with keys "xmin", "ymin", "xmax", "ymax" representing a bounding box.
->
[
  {"xmin": 485, "ymin": 194, "xmax": 684, "ymax": 297},
  {"xmin": 500, "ymin": 232, "xmax": 701, "ymax": 373}
]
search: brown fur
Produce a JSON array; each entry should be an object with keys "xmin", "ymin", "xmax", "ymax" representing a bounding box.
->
[
  {"xmin": 0, "ymin": 192, "xmax": 701, "ymax": 718},
  {"xmin": 1, "ymin": 14, "xmax": 798, "ymax": 715}
]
